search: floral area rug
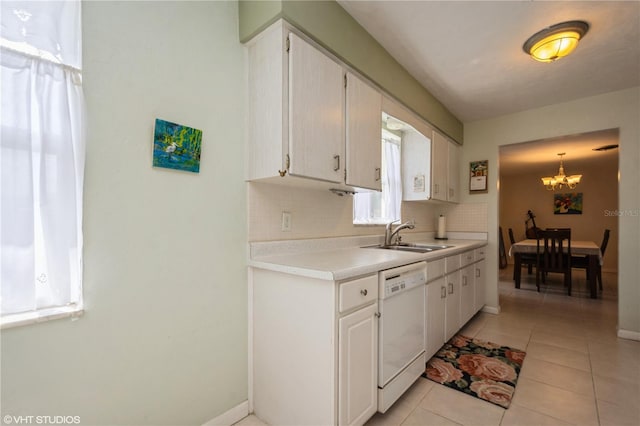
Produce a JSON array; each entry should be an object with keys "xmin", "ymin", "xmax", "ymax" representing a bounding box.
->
[{"xmin": 423, "ymin": 334, "xmax": 526, "ymax": 408}]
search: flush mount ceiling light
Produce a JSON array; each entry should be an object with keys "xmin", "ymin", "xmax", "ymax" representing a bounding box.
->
[
  {"xmin": 523, "ymin": 20, "xmax": 589, "ymax": 62},
  {"xmin": 541, "ymin": 153, "xmax": 582, "ymax": 190}
]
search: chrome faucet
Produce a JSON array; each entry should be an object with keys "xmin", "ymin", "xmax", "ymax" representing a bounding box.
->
[{"xmin": 385, "ymin": 220, "xmax": 415, "ymax": 246}]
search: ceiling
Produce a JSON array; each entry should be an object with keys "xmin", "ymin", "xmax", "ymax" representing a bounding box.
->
[
  {"xmin": 337, "ymin": 0, "xmax": 637, "ymax": 173},
  {"xmin": 498, "ymin": 128, "xmax": 619, "ymax": 176},
  {"xmin": 338, "ymin": 0, "xmax": 640, "ymax": 123}
]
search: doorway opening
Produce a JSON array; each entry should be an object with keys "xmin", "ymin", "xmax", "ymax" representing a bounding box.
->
[{"xmin": 498, "ymin": 128, "xmax": 619, "ymax": 299}]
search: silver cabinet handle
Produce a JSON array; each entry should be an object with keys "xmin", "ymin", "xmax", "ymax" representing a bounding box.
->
[
  {"xmin": 462, "ymin": 276, "xmax": 467, "ymax": 286},
  {"xmin": 434, "ymin": 184, "xmax": 439, "ymax": 194},
  {"xmin": 476, "ymin": 268, "xmax": 481, "ymax": 278},
  {"xmin": 448, "ymin": 283, "xmax": 454, "ymax": 294},
  {"xmin": 360, "ymin": 289, "xmax": 368, "ymax": 296},
  {"xmin": 333, "ymin": 155, "xmax": 340, "ymax": 172},
  {"xmin": 375, "ymin": 167, "xmax": 381, "ymax": 181},
  {"xmin": 441, "ymin": 286, "xmax": 446, "ymax": 299}
]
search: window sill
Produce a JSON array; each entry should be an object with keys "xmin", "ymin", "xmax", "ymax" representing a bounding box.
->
[{"xmin": 1, "ymin": 305, "xmax": 83, "ymax": 330}]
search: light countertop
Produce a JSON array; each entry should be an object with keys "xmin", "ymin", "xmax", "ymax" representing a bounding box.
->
[{"xmin": 249, "ymin": 234, "xmax": 487, "ymax": 281}]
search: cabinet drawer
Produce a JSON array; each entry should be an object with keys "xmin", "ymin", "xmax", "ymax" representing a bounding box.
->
[
  {"xmin": 461, "ymin": 250, "xmax": 475, "ymax": 267},
  {"xmin": 475, "ymin": 246, "xmax": 486, "ymax": 261},
  {"xmin": 445, "ymin": 254, "xmax": 461, "ymax": 273},
  {"xmin": 339, "ymin": 274, "xmax": 378, "ymax": 313},
  {"xmin": 427, "ymin": 258, "xmax": 445, "ymax": 282}
]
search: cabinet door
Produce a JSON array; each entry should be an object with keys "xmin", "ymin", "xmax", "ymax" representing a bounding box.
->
[
  {"xmin": 346, "ymin": 72, "xmax": 382, "ymax": 190},
  {"xmin": 444, "ymin": 270, "xmax": 461, "ymax": 341},
  {"xmin": 448, "ymin": 141, "xmax": 460, "ymax": 202},
  {"xmin": 338, "ymin": 303, "xmax": 378, "ymax": 426},
  {"xmin": 474, "ymin": 259, "xmax": 486, "ymax": 313},
  {"xmin": 460, "ymin": 264, "xmax": 475, "ymax": 325},
  {"xmin": 426, "ymin": 278, "xmax": 446, "ymax": 359},
  {"xmin": 288, "ymin": 33, "xmax": 345, "ymax": 183},
  {"xmin": 431, "ymin": 131, "xmax": 448, "ymax": 201},
  {"xmin": 401, "ymin": 127, "xmax": 432, "ymax": 201}
]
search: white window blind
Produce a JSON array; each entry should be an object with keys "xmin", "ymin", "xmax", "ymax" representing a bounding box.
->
[{"xmin": 1, "ymin": 0, "xmax": 85, "ymax": 327}]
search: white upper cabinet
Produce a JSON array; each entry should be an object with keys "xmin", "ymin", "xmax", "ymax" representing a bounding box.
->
[
  {"xmin": 289, "ymin": 32, "xmax": 345, "ymax": 183},
  {"xmin": 384, "ymin": 96, "xmax": 460, "ymax": 204},
  {"xmin": 246, "ymin": 20, "xmax": 458, "ymax": 195},
  {"xmin": 431, "ymin": 130, "xmax": 449, "ymax": 201},
  {"xmin": 246, "ymin": 20, "xmax": 381, "ymax": 190},
  {"xmin": 432, "ymin": 130, "xmax": 460, "ymax": 203},
  {"xmin": 447, "ymin": 138, "xmax": 460, "ymax": 203},
  {"xmin": 246, "ymin": 21, "xmax": 287, "ymax": 181},
  {"xmin": 401, "ymin": 126, "xmax": 432, "ymax": 202},
  {"xmin": 345, "ymin": 72, "xmax": 382, "ymax": 190}
]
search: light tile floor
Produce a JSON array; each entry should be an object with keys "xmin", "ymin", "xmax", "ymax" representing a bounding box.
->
[{"xmin": 236, "ymin": 266, "xmax": 640, "ymax": 426}]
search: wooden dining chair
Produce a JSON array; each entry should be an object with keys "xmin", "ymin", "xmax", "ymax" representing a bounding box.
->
[
  {"xmin": 572, "ymin": 229, "xmax": 610, "ymax": 291},
  {"xmin": 536, "ymin": 229, "xmax": 572, "ymax": 295},
  {"xmin": 509, "ymin": 228, "xmax": 536, "ymax": 279}
]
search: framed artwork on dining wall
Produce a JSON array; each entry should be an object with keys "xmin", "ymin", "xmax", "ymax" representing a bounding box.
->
[{"xmin": 554, "ymin": 192, "xmax": 583, "ymax": 214}]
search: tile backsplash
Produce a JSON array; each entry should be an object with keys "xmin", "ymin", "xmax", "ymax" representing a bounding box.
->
[{"xmin": 248, "ymin": 182, "xmax": 487, "ymax": 241}]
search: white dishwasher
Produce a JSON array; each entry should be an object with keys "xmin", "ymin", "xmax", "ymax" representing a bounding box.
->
[{"xmin": 377, "ymin": 261, "xmax": 427, "ymax": 413}]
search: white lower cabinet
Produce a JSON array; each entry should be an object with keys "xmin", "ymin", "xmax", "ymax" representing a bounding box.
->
[
  {"xmin": 460, "ymin": 264, "xmax": 476, "ymax": 325},
  {"xmin": 444, "ymin": 269, "xmax": 461, "ymax": 341},
  {"xmin": 252, "ymin": 268, "xmax": 378, "ymax": 426},
  {"xmin": 339, "ymin": 303, "xmax": 378, "ymax": 426},
  {"xmin": 425, "ymin": 276, "xmax": 446, "ymax": 359},
  {"xmin": 474, "ymin": 248, "xmax": 487, "ymax": 312},
  {"xmin": 425, "ymin": 246, "xmax": 487, "ymax": 359}
]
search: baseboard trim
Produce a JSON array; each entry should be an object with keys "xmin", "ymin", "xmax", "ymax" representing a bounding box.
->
[
  {"xmin": 202, "ymin": 401, "xmax": 249, "ymax": 426},
  {"xmin": 481, "ymin": 305, "xmax": 501, "ymax": 315},
  {"xmin": 617, "ymin": 328, "xmax": 640, "ymax": 341}
]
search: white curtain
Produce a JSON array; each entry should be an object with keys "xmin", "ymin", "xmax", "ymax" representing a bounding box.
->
[
  {"xmin": 1, "ymin": 0, "xmax": 84, "ymax": 318},
  {"xmin": 382, "ymin": 140, "xmax": 401, "ymax": 222},
  {"xmin": 353, "ymin": 139, "xmax": 401, "ymax": 224}
]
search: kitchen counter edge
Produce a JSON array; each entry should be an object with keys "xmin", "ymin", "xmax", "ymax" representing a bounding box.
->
[{"xmin": 248, "ymin": 239, "xmax": 487, "ymax": 282}]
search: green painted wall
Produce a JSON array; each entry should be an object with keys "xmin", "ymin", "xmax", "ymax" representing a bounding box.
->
[
  {"xmin": 238, "ymin": 0, "xmax": 283, "ymax": 43},
  {"xmin": 239, "ymin": 0, "xmax": 463, "ymax": 143}
]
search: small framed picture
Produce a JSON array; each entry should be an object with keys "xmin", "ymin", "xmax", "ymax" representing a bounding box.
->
[
  {"xmin": 554, "ymin": 192, "xmax": 583, "ymax": 214},
  {"xmin": 469, "ymin": 160, "xmax": 488, "ymax": 193},
  {"xmin": 153, "ymin": 118, "xmax": 202, "ymax": 173}
]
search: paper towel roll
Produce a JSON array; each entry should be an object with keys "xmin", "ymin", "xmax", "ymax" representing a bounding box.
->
[{"xmin": 436, "ymin": 215, "xmax": 447, "ymax": 239}]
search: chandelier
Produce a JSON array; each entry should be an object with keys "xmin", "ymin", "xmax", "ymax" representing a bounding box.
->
[{"xmin": 541, "ymin": 153, "xmax": 582, "ymax": 190}]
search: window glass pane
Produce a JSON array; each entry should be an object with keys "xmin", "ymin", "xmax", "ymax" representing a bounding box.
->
[
  {"xmin": 1, "ymin": 0, "xmax": 82, "ymax": 68},
  {"xmin": 1, "ymin": 0, "xmax": 84, "ymax": 325}
]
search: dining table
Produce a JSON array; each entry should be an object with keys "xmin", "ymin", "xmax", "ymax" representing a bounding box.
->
[{"xmin": 509, "ymin": 239, "xmax": 603, "ymax": 298}]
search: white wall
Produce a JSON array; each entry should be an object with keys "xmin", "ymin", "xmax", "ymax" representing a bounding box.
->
[
  {"xmin": 0, "ymin": 2, "xmax": 247, "ymax": 424},
  {"xmin": 248, "ymin": 182, "xmax": 487, "ymax": 242},
  {"xmin": 462, "ymin": 87, "xmax": 640, "ymax": 337}
]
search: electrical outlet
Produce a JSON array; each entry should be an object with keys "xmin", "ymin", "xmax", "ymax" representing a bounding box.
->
[{"xmin": 281, "ymin": 211, "xmax": 292, "ymax": 232}]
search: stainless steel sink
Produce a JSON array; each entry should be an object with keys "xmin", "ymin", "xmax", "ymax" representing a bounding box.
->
[{"xmin": 364, "ymin": 243, "xmax": 453, "ymax": 253}]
